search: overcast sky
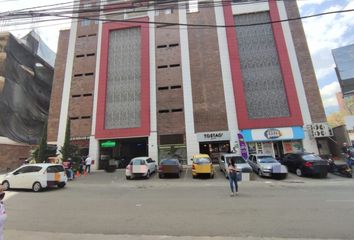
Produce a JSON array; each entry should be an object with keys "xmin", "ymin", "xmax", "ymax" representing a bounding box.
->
[{"xmin": 2, "ymin": 0, "xmax": 354, "ymax": 115}]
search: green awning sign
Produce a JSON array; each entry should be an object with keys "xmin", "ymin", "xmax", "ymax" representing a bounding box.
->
[{"xmin": 100, "ymin": 141, "xmax": 116, "ymax": 148}]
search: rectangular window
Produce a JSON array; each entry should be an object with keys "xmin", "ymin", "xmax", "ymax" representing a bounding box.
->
[
  {"xmin": 160, "ymin": 134, "xmax": 184, "ymax": 145},
  {"xmin": 78, "ymin": 35, "xmax": 87, "ymax": 38},
  {"xmin": 170, "ymin": 64, "xmax": 180, "ymax": 68},
  {"xmin": 87, "ymin": 53, "xmax": 95, "ymax": 57},
  {"xmin": 158, "ymin": 86, "xmax": 169, "ymax": 90},
  {"xmin": 81, "ymin": 116, "xmax": 91, "ymax": 119},
  {"xmin": 105, "ymin": 27, "xmax": 141, "ymax": 129},
  {"xmin": 158, "ymin": 110, "xmax": 169, "ymax": 113},
  {"xmin": 72, "ymin": 94, "xmax": 81, "ymax": 98},
  {"xmin": 171, "ymin": 108, "xmax": 183, "ymax": 112},
  {"xmin": 85, "ymin": 72, "xmax": 94, "ymax": 76},
  {"xmin": 169, "ymin": 43, "xmax": 179, "ymax": 47},
  {"xmin": 81, "ymin": 19, "xmax": 90, "ymax": 27},
  {"xmin": 170, "ymin": 85, "xmax": 181, "ymax": 89},
  {"xmin": 235, "ymin": 12, "xmax": 290, "ymax": 119},
  {"xmin": 70, "ymin": 117, "xmax": 79, "ymax": 120},
  {"xmin": 76, "ymin": 54, "xmax": 85, "ymax": 58},
  {"xmin": 83, "ymin": 93, "xmax": 93, "ymax": 97},
  {"xmin": 74, "ymin": 74, "xmax": 83, "ymax": 77},
  {"xmin": 88, "ymin": 33, "xmax": 97, "ymax": 37},
  {"xmin": 158, "ymin": 65, "xmax": 168, "ymax": 69},
  {"xmin": 157, "ymin": 45, "xmax": 167, "ymax": 48},
  {"xmin": 188, "ymin": 0, "xmax": 198, "ymax": 13}
]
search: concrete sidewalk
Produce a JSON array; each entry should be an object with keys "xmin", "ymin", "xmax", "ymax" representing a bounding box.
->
[{"xmin": 4, "ymin": 230, "xmax": 344, "ymax": 240}]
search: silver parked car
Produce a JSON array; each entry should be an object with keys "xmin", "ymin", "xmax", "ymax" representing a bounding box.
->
[
  {"xmin": 219, "ymin": 153, "xmax": 252, "ymax": 178},
  {"xmin": 248, "ymin": 154, "xmax": 288, "ymax": 179}
]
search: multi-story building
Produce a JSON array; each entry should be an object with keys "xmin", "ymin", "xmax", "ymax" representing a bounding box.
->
[{"xmin": 48, "ymin": 0, "xmax": 327, "ymax": 169}]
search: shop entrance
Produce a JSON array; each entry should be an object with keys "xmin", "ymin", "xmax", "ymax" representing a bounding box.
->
[
  {"xmin": 273, "ymin": 141, "xmax": 284, "ymax": 159},
  {"xmin": 199, "ymin": 141, "xmax": 230, "ymax": 163},
  {"xmin": 99, "ymin": 137, "xmax": 148, "ymax": 169}
]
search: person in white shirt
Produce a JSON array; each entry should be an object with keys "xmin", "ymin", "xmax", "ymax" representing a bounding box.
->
[
  {"xmin": 0, "ymin": 185, "xmax": 6, "ymax": 240},
  {"xmin": 85, "ymin": 156, "xmax": 92, "ymax": 174}
]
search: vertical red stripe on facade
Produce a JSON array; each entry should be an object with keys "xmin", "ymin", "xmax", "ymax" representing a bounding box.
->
[
  {"xmin": 223, "ymin": 0, "xmax": 303, "ymax": 130},
  {"xmin": 95, "ymin": 18, "xmax": 150, "ymax": 139}
]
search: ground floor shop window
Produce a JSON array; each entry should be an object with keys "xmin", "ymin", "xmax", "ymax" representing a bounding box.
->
[
  {"xmin": 158, "ymin": 145, "xmax": 187, "ymax": 165},
  {"xmin": 199, "ymin": 141, "xmax": 230, "ymax": 163}
]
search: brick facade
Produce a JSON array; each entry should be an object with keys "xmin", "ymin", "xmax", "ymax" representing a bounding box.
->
[
  {"xmin": 284, "ymin": 0, "xmax": 326, "ymax": 123},
  {"xmin": 0, "ymin": 144, "xmax": 31, "ymax": 172},
  {"xmin": 188, "ymin": 8, "xmax": 228, "ymax": 133},
  {"xmin": 47, "ymin": 29, "xmax": 70, "ymax": 142},
  {"xmin": 69, "ymin": 5, "xmax": 99, "ymax": 139},
  {"xmin": 156, "ymin": 10, "xmax": 186, "ymax": 141}
]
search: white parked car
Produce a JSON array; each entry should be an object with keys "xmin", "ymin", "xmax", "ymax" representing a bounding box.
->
[
  {"xmin": 1, "ymin": 164, "xmax": 68, "ymax": 192},
  {"xmin": 218, "ymin": 153, "xmax": 253, "ymax": 178},
  {"xmin": 125, "ymin": 157, "xmax": 157, "ymax": 180},
  {"xmin": 248, "ymin": 154, "xmax": 288, "ymax": 179}
]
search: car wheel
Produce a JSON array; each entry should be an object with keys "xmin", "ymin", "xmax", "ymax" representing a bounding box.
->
[
  {"xmin": 126, "ymin": 176, "xmax": 131, "ymax": 180},
  {"xmin": 2, "ymin": 181, "xmax": 10, "ymax": 191},
  {"xmin": 258, "ymin": 169, "xmax": 263, "ymax": 177},
  {"xmin": 58, "ymin": 182, "xmax": 66, "ymax": 189},
  {"xmin": 32, "ymin": 182, "xmax": 42, "ymax": 192},
  {"xmin": 146, "ymin": 171, "xmax": 150, "ymax": 179},
  {"xmin": 296, "ymin": 168, "xmax": 303, "ymax": 177}
]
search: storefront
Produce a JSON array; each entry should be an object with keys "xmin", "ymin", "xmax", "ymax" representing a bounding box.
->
[
  {"xmin": 98, "ymin": 137, "xmax": 148, "ymax": 169},
  {"xmin": 197, "ymin": 131, "xmax": 230, "ymax": 163},
  {"xmin": 241, "ymin": 127, "xmax": 304, "ymax": 159}
]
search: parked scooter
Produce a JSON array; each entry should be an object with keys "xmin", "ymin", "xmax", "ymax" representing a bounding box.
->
[{"xmin": 327, "ymin": 157, "xmax": 352, "ymax": 178}]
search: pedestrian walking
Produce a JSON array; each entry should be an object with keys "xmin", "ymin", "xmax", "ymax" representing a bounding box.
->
[
  {"xmin": 227, "ymin": 158, "xmax": 239, "ymax": 197},
  {"xmin": 85, "ymin": 155, "xmax": 92, "ymax": 174},
  {"xmin": 0, "ymin": 185, "xmax": 7, "ymax": 240}
]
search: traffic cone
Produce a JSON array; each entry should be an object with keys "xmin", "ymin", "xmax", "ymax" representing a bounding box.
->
[{"xmin": 75, "ymin": 171, "xmax": 81, "ymax": 177}]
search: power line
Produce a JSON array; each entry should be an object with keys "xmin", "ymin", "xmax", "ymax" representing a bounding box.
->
[{"xmin": 1, "ymin": 0, "xmax": 354, "ymax": 31}]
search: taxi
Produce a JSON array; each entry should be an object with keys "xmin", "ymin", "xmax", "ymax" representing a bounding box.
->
[{"xmin": 191, "ymin": 154, "xmax": 214, "ymax": 179}]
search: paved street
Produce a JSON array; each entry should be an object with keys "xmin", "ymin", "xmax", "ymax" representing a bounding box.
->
[{"xmin": 2, "ymin": 167, "xmax": 354, "ymax": 240}]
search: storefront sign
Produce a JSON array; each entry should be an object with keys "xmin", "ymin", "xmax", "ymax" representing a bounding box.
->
[
  {"xmin": 241, "ymin": 127, "xmax": 304, "ymax": 142},
  {"xmin": 237, "ymin": 133, "xmax": 248, "ymax": 159},
  {"xmin": 100, "ymin": 141, "xmax": 116, "ymax": 148},
  {"xmin": 197, "ymin": 131, "xmax": 230, "ymax": 142},
  {"xmin": 264, "ymin": 128, "xmax": 282, "ymax": 139}
]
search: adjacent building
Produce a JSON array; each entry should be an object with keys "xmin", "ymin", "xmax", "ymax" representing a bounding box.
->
[
  {"xmin": 0, "ymin": 31, "xmax": 55, "ymax": 171},
  {"xmin": 48, "ymin": 0, "xmax": 328, "ymax": 169}
]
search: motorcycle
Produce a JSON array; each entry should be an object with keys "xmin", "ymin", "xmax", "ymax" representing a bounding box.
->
[{"xmin": 327, "ymin": 157, "xmax": 352, "ymax": 178}]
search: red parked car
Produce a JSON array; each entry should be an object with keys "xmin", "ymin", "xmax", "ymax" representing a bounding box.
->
[{"xmin": 158, "ymin": 159, "xmax": 183, "ymax": 178}]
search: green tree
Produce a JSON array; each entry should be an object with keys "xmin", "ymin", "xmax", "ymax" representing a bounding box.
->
[
  {"xmin": 60, "ymin": 118, "xmax": 71, "ymax": 162},
  {"xmin": 37, "ymin": 121, "xmax": 48, "ymax": 162}
]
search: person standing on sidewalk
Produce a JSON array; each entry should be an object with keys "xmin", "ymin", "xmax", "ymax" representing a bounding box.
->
[
  {"xmin": 0, "ymin": 185, "xmax": 7, "ymax": 240},
  {"xmin": 227, "ymin": 158, "xmax": 239, "ymax": 197},
  {"xmin": 85, "ymin": 155, "xmax": 92, "ymax": 174}
]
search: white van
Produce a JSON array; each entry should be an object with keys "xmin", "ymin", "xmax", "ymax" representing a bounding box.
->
[{"xmin": 1, "ymin": 164, "xmax": 67, "ymax": 192}]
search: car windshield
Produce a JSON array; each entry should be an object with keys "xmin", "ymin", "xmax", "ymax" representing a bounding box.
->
[
  {"xmin": 302, "ymin": 154, "xmax": 322, "ymax": 161},
  {"xmin": 226, "ymin": 156, "xmax": 245, "ymax": 164},
  {"xmin": 131, "ymin": 159, "xmax": 146, "ymax": 165},
  {"xmin": 161, "ymin": 159, "xmax": 179, "ymax": 165},
  {"xmin": 194, "ymin": 158, "xmax": 210, "ymax": 164},
  {"xmin": 259, "ymin": 158, "xmax": 278, "ymax": 164},
  {"xmin": 47, "ymin": 165, "xmax": 64, "ymax": 173}
]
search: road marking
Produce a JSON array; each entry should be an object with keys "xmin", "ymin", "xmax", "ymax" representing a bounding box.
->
[{"xmin": 135, "ymin": 204, "xmax": 142, "ymax": 207}]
